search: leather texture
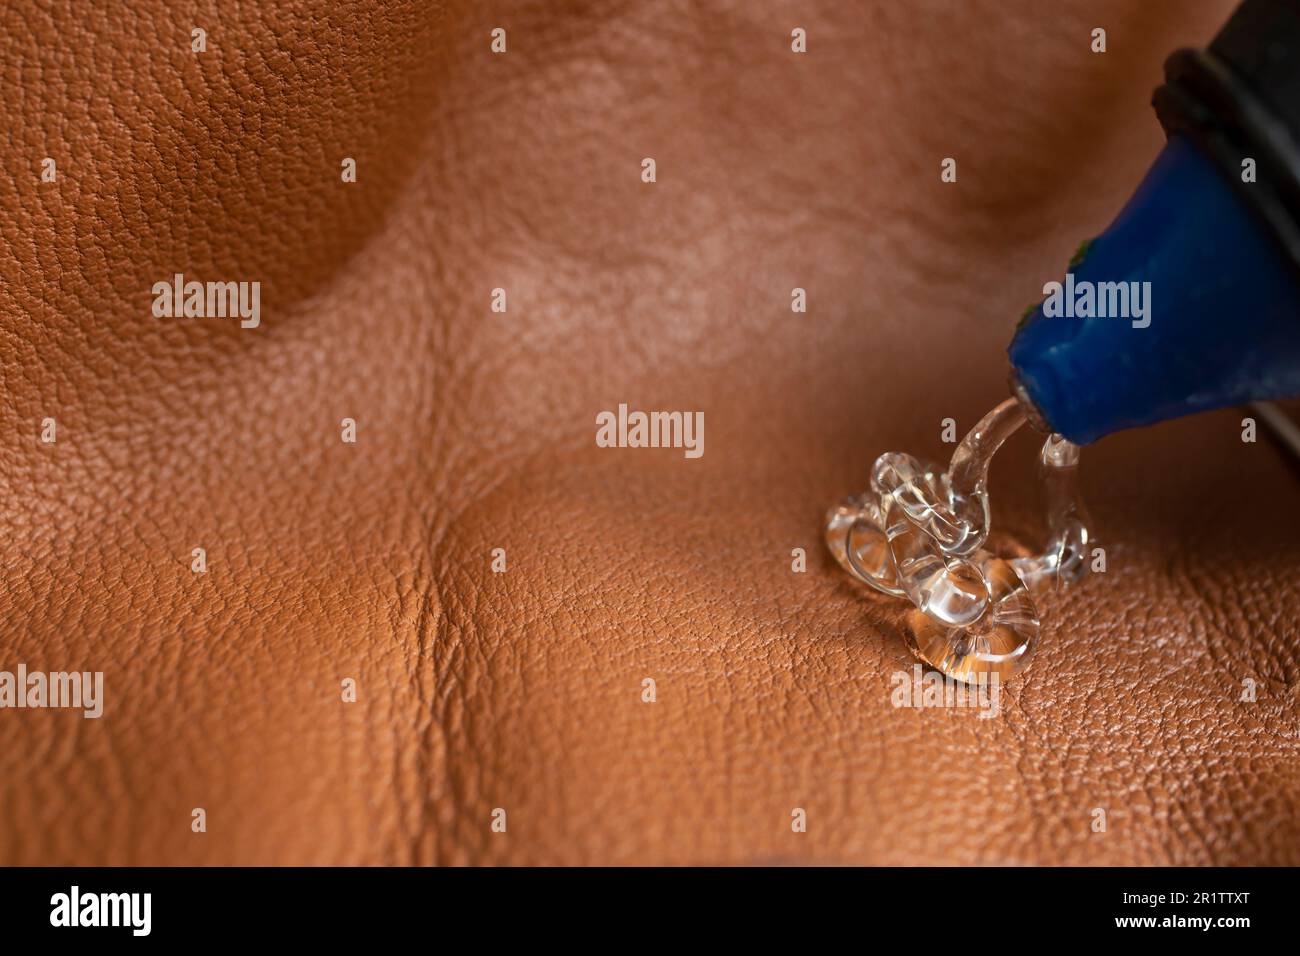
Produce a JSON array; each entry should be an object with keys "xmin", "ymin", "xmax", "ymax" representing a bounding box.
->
[{"xmin": 3, "ymin": 0, "xmax": 1298, "ymax": 866}]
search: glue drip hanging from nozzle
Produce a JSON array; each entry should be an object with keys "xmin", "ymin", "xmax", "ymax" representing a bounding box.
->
[{"xmin": 1009, "ymin": 0, "xmax": 1300, "ymax": 445}]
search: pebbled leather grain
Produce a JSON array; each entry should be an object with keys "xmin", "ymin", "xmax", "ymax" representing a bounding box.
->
[{"xmin": 1, "ymin": 0, "xmax": 1297, "ymax": 865}]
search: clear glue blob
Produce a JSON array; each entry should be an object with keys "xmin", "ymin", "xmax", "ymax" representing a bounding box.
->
[{"xmin": 825, "ymin": 398, "xmax": 1093, "ymax": 683}]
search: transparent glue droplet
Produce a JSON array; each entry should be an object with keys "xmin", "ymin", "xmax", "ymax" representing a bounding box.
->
[
  {"xmin": 905, "ymin": 553, "xmax": 1039, "ymax": 684},
  {"xmin": 824, "ymin": 398, "xmax": 1094, "ymax": 684},
  {"xmin": 881, "ymin": 490, "xmax": 988, "ymax": 626},
  {"xmin": 825, "ymin": 494, "xmax": 903, "ymax": 595}
]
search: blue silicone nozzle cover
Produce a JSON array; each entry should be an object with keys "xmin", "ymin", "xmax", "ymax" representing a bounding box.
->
[{"xmin": 1009, "ymin": 134, "xmax": 1300, "ymax": 445}]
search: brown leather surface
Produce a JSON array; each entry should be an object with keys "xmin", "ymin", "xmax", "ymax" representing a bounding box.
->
[{"xmin": 3, "ymin": 0, "xmax": 1298, "ymax": 866}]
